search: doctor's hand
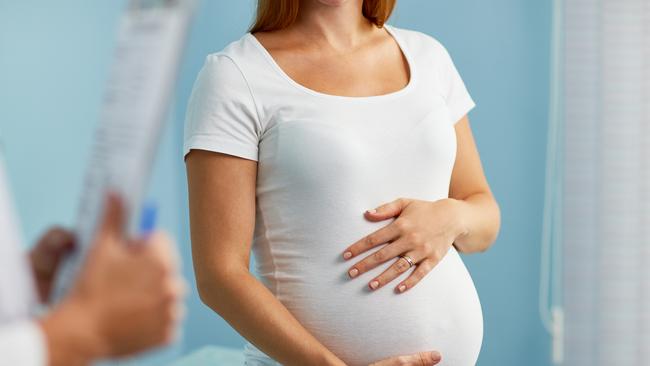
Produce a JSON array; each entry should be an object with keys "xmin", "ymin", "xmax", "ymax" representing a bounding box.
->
[
  {"xmin": 39, "ymin": 194, "xmax": 186, "ymax": 366},
  {"xmin": 370, "ymin": 350, "xmax": 442, "ymax": 366},
  {"xmin": 343, "ymin": 198, "xmax": 467, "ymax": 293},
  {"xmin": 30, "ymin": 227, "xmax": 76, "ymax": 302}
]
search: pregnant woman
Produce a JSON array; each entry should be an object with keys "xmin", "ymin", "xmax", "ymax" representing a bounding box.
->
[{"xmin": 184, "ymin": 0, "xmax": 501, "ymax": 365}]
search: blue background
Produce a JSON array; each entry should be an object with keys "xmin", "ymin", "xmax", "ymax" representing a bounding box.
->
[{"xmin": 0, "ymin": 1, "xmax": 551, "ymax": 365}]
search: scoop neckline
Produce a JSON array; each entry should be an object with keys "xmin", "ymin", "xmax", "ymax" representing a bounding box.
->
[{"xmin": 246, "ymin": 24, "xmax": 416, "ymax": 102}]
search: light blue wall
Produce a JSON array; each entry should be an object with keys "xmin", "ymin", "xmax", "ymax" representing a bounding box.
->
[
  {"xmin": 0, "ymin": 0, "xmax": 127, "ymax": 242},
  {"xmin": 0, "ymin": 1, "xmax": 551, "ymax": 365}
]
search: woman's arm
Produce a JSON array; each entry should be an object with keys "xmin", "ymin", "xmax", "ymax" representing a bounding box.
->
[
  {"xmin": 447, "ymin": 116, "xmax": 501, "ymax": 253},
  {"xmin": 186, "ymin": 150, "xmax": 345, "ymax": 366}
]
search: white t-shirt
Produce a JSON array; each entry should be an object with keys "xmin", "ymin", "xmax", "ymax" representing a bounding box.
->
[
  {"xmin": 0, "ymin": 151, "xmax": 47, "ymax": 365},
  {"xmin": 184, "ymin": 25, "xmax": 482, "ymax": 366}
]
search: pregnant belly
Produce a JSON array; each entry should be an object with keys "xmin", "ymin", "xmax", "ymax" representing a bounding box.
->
[{"xmin": 265, "ymin": 246, "xmax": 483, "ymax": 366}]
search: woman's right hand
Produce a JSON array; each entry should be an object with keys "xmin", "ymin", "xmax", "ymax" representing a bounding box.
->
[{"xmin": 369, "ymin": 351, "xmax": 442, "ymax": 366}]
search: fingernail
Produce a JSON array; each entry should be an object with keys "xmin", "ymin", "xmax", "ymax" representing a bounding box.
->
[
  {"xmin": 431, "ymin": 351, "xmax": 442, "ymax": 362},
  {"xmin": 369, "ymin": 280, "xmax": 379, "ymax": 290},
  {"xmin": 348, "ymin": 268, "xmax": 359, "ymax": 278},
  {"xmin": 398, "ymin": 284, "xmax": 406, "ymax": 293},
  {"xmin": 366, "ymin": 208, "xmax": 377, "ymax": 214},
  {"xmin": 343, "ymin": 251, "xmax": 352, "ymax": 260}
]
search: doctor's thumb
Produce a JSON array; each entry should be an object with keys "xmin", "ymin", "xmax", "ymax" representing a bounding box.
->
[{"xmin": 95, "ymin": 192, "xmax": 126, "ymax": 244}]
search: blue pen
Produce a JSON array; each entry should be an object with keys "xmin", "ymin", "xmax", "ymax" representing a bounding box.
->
[{"xmin": 139, "ymin": 202, "xmax": 158, "ymax": 237}]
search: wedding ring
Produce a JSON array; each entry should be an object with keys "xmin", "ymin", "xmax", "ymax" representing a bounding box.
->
[{"xmin": 399, "ymin": 254, "xmax": 415, "ymax": 268}]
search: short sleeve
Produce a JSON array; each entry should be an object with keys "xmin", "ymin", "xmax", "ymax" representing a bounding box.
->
[
  {"xmin": 437, "ymin": 45, "xmax": 476, "ymax": 125},
  {"xmin": 183, "ymin": 54, "xmax": 261, "ymax": 161}
]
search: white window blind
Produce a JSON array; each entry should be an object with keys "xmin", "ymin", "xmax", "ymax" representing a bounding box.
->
[{"xmin": 562, "ymin": 0, "xmax": 650, "ymax": 364}]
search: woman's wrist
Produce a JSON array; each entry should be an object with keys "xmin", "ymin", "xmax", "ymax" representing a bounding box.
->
[{"xmin": 444, "ymin": 198, "xmax": 470, "ymax": 244}]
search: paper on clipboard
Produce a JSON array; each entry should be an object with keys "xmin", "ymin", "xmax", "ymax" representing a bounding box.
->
[{"xmin": 52, "ymin": 0, "xmax": 196, "ymax": 301}]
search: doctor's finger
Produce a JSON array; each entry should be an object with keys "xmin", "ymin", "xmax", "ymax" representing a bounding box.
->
[
  {"xmin": 38, "ymin": 227, "xmax": 75, "ymax": 251},
  {"xmin": 96, "ymin": 192, "xmax": 126, "ymax": 243}
]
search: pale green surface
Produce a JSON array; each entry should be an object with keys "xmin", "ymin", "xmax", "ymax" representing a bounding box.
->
[{"xmin": 168, "ymin": 346, "xmax": 245, "ymax": 366}]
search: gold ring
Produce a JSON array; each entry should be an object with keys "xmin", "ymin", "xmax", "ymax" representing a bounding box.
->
[{"xmin": 399, "ymin": 254, "xmax": 415, "ymax": 268}]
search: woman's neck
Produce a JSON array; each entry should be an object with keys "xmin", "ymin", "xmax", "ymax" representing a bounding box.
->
[{"xmin": 294, "ymin": 0, "xmax": 375, "ymax": 51}]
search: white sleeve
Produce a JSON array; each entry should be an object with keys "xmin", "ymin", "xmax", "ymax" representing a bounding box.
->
[
  {"xmin": 183, "ymin": 54, "xmax": 262, "ymax": 161},
  {"xmin": 437, "ymin": 45, "xmax": 476, "ymax": 125},
  {"xmin": 0, "ymin": 321, "xmax": 48, "ymax": 366}
]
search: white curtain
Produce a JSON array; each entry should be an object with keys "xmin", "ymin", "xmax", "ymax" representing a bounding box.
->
[{"xmin": 562, "ymin": 0, "xmax": 650, "ymax": 364}]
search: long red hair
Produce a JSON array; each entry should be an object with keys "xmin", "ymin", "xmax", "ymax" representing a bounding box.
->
[{"xmin": 250, "ymin": 0, "xmax": 397, "ymax": 33}]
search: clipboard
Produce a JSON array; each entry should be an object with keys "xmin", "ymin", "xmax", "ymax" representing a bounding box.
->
[{"xmin": 52, "ymin": 0, "xmax": 197, "ymax": 302}]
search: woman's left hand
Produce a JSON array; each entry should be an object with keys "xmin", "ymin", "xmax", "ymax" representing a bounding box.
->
[{"xmin": 342, "ymin": 198, "xmax": 467, "ymax": 293}]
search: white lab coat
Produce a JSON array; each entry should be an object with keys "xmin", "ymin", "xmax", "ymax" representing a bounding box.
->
[{"xmin": 0, "ymin": 153, "xmax": 47, "ymax": 365}]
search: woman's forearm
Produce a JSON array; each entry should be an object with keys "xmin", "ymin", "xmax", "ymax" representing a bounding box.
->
[
  {"xmin": 197, "ymin": 267, "xmax": 345, "ymax": 366},
  {"xmin": 449, "ymin": 193, "xmax": 501, "ymax": 253}
]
